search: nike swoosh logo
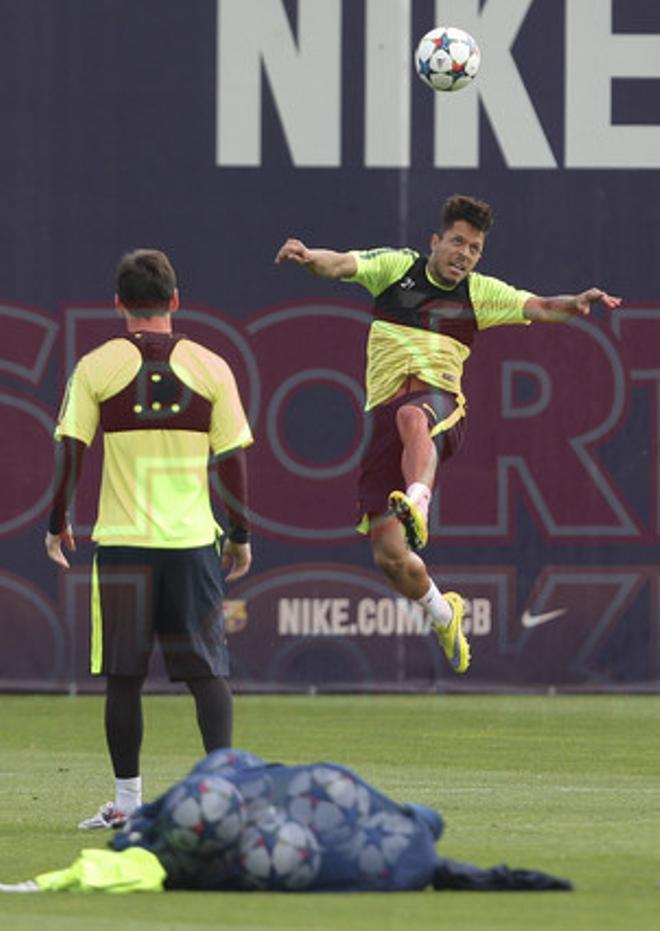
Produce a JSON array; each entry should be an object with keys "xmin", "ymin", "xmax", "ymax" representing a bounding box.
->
[{"xmin": 521, "ymin": 608, "xmax": 567, "ymax": 629}]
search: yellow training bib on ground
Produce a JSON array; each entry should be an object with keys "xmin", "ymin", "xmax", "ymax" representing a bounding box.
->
[{"xmin": 35, "ymin": 847, "xmax": 166, "ymax": 894}]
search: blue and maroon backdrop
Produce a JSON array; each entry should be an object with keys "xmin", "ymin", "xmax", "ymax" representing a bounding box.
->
[{"xmin": 1, "ymin": 0, "xmax": 659, "ymax": 692}]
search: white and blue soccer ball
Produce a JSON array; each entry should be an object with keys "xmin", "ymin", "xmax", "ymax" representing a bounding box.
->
[
  {"xmin": 191, "ymin": 748, "xmax": 264, "ymax": 777},
  {"xmin": 161, "ymin": 774, "xmax": 247, "ymax": 855},
  {"xmin": 351, "ymin": 811, "xmax": 417, "ymax": 884},
  {"xmin": 239, "ymin": 808, "xmax": 321, "ymax": 890},
  {"xmin": 414, "ymin": 26, "xmax": 481, "ymax": 92},
  {"xmin": 239, "ymin": 772, "xmax": 275, "ymax": 820},
  {"xmin": 285, "ymin": 765, "xmax": 370, "ymax": 846}
]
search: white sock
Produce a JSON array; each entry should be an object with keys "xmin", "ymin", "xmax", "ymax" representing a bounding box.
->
[
  {"xmin": 406, "ymin": 482, "xmax": 431, "ymax": 523},
  {"xmin": 406, "ymin": 482, "xmax": 431, "ymax": 506},
  {"xmin": 417, "ymin": 581, "xmax": 453, "ymax": 627},
  {"xmin": 115, "ymin": 776, "xmax": 142, "ymax": 815}
]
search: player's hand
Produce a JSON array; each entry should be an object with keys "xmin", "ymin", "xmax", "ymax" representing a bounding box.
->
[
  {"xmin": 45, "ymin": 526, "xmax": 76, "ymax": 569},
  {"xmin": 222, "ymin": 540, "xmax": 252, "ymax": 582},
  {"xmin": 274, "ymin": 238, "xmax": 311, "ymax": 266},
  {"xmin": 574, "ymin": 288, "xmax": 622, "ymax": 316}
]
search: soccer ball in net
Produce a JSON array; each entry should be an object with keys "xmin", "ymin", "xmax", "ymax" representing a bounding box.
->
[
  {"xmin": 352, "ymin": 811, "xmax": 417, "ymax": 887},
  {"xmin": 154, "ymin": 774, "xmax": 247, "ymax": 887},
  {"xmin": 285, "ymin": 765, "xmax": 371, "ymax": 847},
  {"xmin": 239, "ymin": 808, "xmax": 321, "ymax": 890},
  {"xmin": 414, "ymin": 26, "xmax": 480, "ymax": 92},
  {"xmin": 190, "ymin": 748, "xmax": 265, "ymax": 778},
  {"xmin": 161, "ymin": 774, "xmax": 247, "ymax": 855}
]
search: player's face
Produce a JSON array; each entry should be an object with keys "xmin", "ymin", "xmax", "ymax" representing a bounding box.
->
[{"xmin": 428, "ymin": 221, "xmax": 485, "ymax": 285}]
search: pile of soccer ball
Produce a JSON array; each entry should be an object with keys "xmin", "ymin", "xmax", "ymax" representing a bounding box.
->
[
  {"xmin": 115, "ymin": 750, "xmax": 429, "ymax": 893},
  {"xmin": 414, "ymin": 26, "xmax": 480, "ymax": 92}
]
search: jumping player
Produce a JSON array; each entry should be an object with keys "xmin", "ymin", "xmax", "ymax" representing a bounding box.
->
[{"xmin": 275, "ymin": 194, "xmax": 621, "ymax": 675}]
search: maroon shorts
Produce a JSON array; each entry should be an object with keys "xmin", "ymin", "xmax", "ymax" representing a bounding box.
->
[{"xmin": 356, "ymin": 389, "xmax": 466, "ymax": 525}]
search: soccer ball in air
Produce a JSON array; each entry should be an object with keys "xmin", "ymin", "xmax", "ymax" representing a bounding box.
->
[
  {"xmin": 414, "ymin": 26, "xmax": 480, "ymax": 92},
  {"xmin": 239, "ymin": 808, "xmax": 321, "ymax": 890}
]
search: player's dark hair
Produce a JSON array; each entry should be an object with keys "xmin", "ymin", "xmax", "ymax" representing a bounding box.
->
[
  {"xmin": 116, "ymin": 249, "xmax": 177, "ymax": 317},
  {"xmin": 442, "ymin": 195, "xmax": 494, "ymax": 234}
]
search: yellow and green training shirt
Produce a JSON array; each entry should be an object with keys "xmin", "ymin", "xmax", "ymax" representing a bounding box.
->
[
  {"xmin": 343, "ymin": 248, "xmax": 535, "ymax": 410},
  {"xmin": 55, "ymin": 332, "xmax": 253, "ymax": 548}
]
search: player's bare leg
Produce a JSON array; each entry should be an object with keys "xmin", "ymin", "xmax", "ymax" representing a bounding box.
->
[
  {"xmin": 388, "ymin": 403, "xmax": 437, "ymax": 550},
  {"xmin": 397, "ymin": 403, "xmax": 438, "ymax": 491},
  {"xmin": 370, "ymin": 514, "xmax": 432, "ymax": 599},
  {"xmin": 369, "ymin": 516, "xmax": 470, "ymax": 673}
]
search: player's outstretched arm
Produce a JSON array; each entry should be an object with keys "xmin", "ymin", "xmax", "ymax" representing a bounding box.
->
[
  {"xmin": 274, "ymin": 238, "xmax": 357, "ymax": 280},
  {"xmin": 523, "ymin": 288, "xmax": 622, "ymax": 323}
]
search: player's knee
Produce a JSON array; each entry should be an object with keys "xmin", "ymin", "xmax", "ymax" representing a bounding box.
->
[{"xmin": 396, "ymin": 404, "xmax": 427, "ymax": 438}]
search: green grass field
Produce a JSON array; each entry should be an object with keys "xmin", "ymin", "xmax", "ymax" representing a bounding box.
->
[{"xmin": 0, "ymin": 693, "xmax": 658, "ymax": 929}]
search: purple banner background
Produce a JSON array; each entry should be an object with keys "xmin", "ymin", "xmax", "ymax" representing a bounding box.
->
[{"xmin": 0, "ymin": 0, "xmax": 659, "ymax": 692}]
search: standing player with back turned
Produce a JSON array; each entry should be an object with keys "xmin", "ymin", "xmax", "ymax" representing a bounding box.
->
[
  {"xmin": 45, "ymin": 249, "xmax": 253, "ymax": 829},
  {"xmin": 275, "ymin": 194, "xmax": 620, "ymax": 676}
]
